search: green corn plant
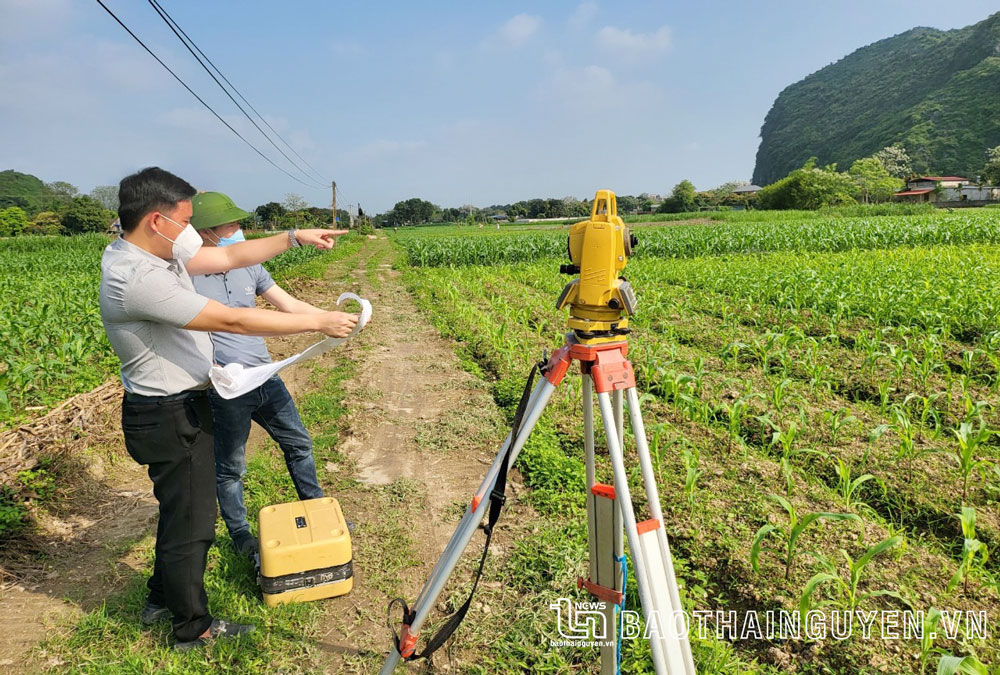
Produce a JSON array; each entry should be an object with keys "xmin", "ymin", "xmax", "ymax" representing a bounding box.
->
[
  {"xmin": 658, "ymin": 371, "xmax": 694, "ymax": 404},
  {"xmin": 936, "ymin": 653, "xmax": 989, "ymax": 675},
  {"xmin": 948, "ymin": 507, "xmax": 989, "ymax": 597},
  {"xmin": 802, "ymin": 346, "xmax": 831, "ymax": 390},
  {"xmin": 885, "ymin": 342, "xmax": 913, "ymax": 383},
  {"xmin": 911, "ymin": 338, "xmax": 945, "ymax": 393},
  {"xmin": 831, "ymin": 455, "xmax": 878, "ymax": 512},
  {"xmin": 951, "ymin": 420, "xmax": 994, "ymax": 503},
  {"xmin": 680, "ymin": 445, "xmax": 703, "ymax": 509},
  {"xmin": 648, "ymin": 422, "xmax": 669, "ymax": 486},
  {"xmin": 769, "ymin": 377, "xmax": 799, "ymax": 411},
  {"xmin": 718, "ymin": 393, "xmax": 763, "ymax": 455},
  {"xmin": 960, "ymin": 396, "xmax": 989, "ymax": 424},
  {"xmin": 917, "ymin": 607, "xmax": 944, "ymax": 675},
  {"xmin": 691, "ymin": 356, "xmax": 708, "ymax": 395},
  {"xmin": 903, "ymin": 392, "xmax": 943, "ymax": 442},
  {"xmin": 856, "ymin": 331, "xmax": 885, "ymax": 375},
  {"xmin": 720, "ymin": 340, "xmax": 748, "ymax": 370},
  {"xmin": 798, "ymin": 535, "xmax": 906, "ymax": 615},
  {"xmin": 750, "ymin": 332, "xmax": 786, "ymax": 375},
  {"xmin": 751, "ymin": 494, "xmax": 860, "ymax": 580},
  {"xmin": 891, "ymin": 405, "xmax": 937, "ymax": 483},
  {"xmin": 823, "ymin": 408, "xmax": 857, "ymax": 445},
  {"xmin": 769, "ymin": 421, "xmax": 798, "ymax": 459},
  {"xmin": 958, "ymin": 350, "xmax": 978, "ymax": 396},
  {"xmin": 877, "ymin": 381, "xmax": 896, "ymax": 414}
]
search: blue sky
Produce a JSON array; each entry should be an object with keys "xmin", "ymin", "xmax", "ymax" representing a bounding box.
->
[{"xmin": 2, "ymin": 1, "xmax": 997, "ymax": 213}]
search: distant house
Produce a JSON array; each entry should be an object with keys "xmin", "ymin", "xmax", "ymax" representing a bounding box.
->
[
  {"xmin": 906, "ymin": 176, "xmax": 969, "ymax": 190},
  {"xmin": 733, "ymin": 184, "xmax": 763, "ymax": 195},
  {"xmin": 894, "ymin": 176, "xmax": 999, "ymax": 204}
]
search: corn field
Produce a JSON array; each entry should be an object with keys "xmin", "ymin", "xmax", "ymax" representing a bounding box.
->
[
  {"xmin": 0, "ymin": 233, "xmax": 361, "ymax": 426},
  {"xmin": 393, "ymin": 210, "xmax": 1000, "ymax": 672},
  {"xmin": 400, "ymin": 210, "xmax": 1000, "ymax": 268}
]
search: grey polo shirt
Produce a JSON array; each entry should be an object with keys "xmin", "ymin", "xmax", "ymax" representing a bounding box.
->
[
  {"xmin": 99, "ymin": 237, "xmax": 213, "ymax": 396},
  {"xmin": 191, "ymin": 264, "xmax": 275, "ymax": 368}
]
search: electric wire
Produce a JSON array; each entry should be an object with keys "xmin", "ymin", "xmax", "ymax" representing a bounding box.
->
[
  {"xmin": 335, "ymin": 184, "xmax": 354, "ymax": 223},
  {"xmin": 148, "ymin": 0, "xmax": 328, "ymax": 185},
  {"xmin": 94, "ymin": 0, "xmax": 322, "ymax": 190},
  {"xmin": 146, "ymin": 0, "xmax": 326, "ymax": 188}
]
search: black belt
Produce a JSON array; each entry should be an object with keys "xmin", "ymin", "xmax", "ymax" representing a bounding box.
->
[{"xmin": 124, "ymin": 388, "xmax": 209, "ymax": 403}]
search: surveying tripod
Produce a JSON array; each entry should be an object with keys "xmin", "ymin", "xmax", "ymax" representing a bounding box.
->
[{"xmin": 383, "ymin": 191, "xmax": 696, "ymax": 674}]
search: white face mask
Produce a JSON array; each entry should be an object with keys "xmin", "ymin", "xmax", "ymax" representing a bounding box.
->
[{"xmin": 156, "ymin": 214, "xmax": 202, "ymax": 264}]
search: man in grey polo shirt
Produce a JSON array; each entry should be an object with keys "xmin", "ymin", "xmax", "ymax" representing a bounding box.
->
[
  {"xmin": 188, "ymin": 191, "xmax": 330, "ymax": 562},
  {"xmin": 100, "ymin": 167, "xmax": 358, "ymax": 650}
]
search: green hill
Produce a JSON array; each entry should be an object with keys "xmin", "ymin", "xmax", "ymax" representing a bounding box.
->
[
  {"xmin": 0, "ymin": 170, "xmax": 50, "ymax": 213},
  {"xmin": 752, "ymin": 12, "xmax": 1000, "ymax": 185}
]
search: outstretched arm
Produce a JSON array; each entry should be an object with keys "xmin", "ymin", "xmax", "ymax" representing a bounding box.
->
[
  {"xmin": 260, "ymin": 284, "xmax": 327, "ymax": 315},
  {"xmin": 186, "ymin": 229, "xmax": 348, "ymax": 275},
  {"xmin": 183, "ymin": 298, "xmax": 358, "ymax": 338}
]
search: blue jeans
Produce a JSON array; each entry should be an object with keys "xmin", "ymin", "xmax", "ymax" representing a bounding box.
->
[{"xmin": 208, "ymin": 375, "xmax": 323, "ymax": 542}]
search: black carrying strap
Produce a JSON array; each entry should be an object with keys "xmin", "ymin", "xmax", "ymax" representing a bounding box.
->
[{"xmin": 388, "ymin": 361, "xmax": 541, "ymax": 661}]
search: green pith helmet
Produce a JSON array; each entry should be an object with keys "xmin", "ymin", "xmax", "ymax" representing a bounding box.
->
[{"xmin": 190, "ymin": 191, "xmax": 251, "ymax": 230}]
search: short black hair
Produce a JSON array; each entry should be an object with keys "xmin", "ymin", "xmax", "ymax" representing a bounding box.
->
[{"xmin": 118, "ymin": 167, "xmax": 197, "ymax": 232}]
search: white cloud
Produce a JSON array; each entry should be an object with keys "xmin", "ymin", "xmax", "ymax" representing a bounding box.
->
[
  {"xmin": 496, "ymin": 14, "xmax": 542, "ymax": 47},
  {"xmin": 568, "ymin": 2, "xmax": 598, "ymax": 30},
  {"xmin": 538, "ymin": 64, "xmax": 662, "ymax": 113},
  {"xmin": 596, "ymin": 25, "xmax": 672, "ymax": 61}
]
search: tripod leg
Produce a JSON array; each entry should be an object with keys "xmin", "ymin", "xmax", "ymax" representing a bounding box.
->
[
  {"xmin": 380, "ymin": 378, "xmax": 558, "ymax": 674},
  {"xmin": 625, "ymin": 387, "xmax": 697, "ymax": 675},
  {"xmin": 582, "ymin": 378, "xmax": 620, "ymax": 675},
  {"xmin": 584, "ymin": 377, "xmax": 595, "ymax": 490},
  {"xmin": 595, "ymin": 391, "xmax": 671, "ymax": 675},
  {"xmin": 613, "ymin": 389, "xmax": 624, "ymax": 449}
]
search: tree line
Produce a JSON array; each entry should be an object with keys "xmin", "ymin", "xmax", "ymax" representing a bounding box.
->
[
  {"xmin": 0, "ymin": 171, "xmax": 117, "ymax": 236},
  {"xmin": 4, "ymin": 144, "xmax": 999, "ymax": 237}
]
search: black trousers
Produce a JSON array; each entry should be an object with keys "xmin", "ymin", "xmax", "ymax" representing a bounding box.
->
[{"xmin": 121, "ymin": 391, "xmax": 217, "ymax": 642}]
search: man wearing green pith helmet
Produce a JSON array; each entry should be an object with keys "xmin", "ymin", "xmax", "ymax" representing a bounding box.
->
[{"xmin": 190, "ymin": 191, "xmax": 355, "ymax": 563}]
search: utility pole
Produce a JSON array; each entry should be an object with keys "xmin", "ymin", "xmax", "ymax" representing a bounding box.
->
[{"xmin": 331, "ymin": 180, "xmax": 337, "ymax": 228}]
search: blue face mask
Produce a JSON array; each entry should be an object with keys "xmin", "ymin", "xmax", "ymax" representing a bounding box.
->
[{"xmin": 217, "ymin": 229, "xmax": 246, "ymax": 247}]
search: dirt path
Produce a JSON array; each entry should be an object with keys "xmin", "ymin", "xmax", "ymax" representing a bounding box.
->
[
  {"xmin": 0, "ymin": 237, "xmax": 514, "ymax": 673},
  {"xmin": 305, "ymin": 238, "xmax": 510, "ymax": 672}
]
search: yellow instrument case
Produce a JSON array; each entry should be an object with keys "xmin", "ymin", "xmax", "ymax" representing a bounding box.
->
[{"xmin": 257, "ymin": 497, "xmax": 354, "ymax": 606}]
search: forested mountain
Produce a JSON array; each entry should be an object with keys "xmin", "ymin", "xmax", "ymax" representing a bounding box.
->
[{"xmin": 753, "ymin": 12, "xmax": 1000, "ymax": 185}]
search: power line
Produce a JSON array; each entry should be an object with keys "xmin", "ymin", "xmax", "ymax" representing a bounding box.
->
[
  {"xmin": 148, "ymin": 0, "xmax": 328, "ymax": 186},
  {"xmin": 146, "ymin": 0, "xmax": 325, "ymax": 188},
  {"xmin": 335, "ymin": 184, "xmax": 352, "ymax": 216},
  {"xmin": 94, "ymin": 0, "xmax": 323, "ymax": 190}
]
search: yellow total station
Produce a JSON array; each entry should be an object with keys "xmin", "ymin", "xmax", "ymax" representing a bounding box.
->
[{"xmin": 556, "ymin": 190, "xmax": 638, "ymax": 343}]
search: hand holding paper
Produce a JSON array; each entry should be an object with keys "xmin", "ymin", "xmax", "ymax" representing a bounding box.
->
[{"xmin": 209, "ymin": 292, "xmax": 372, "ymax": 399}]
